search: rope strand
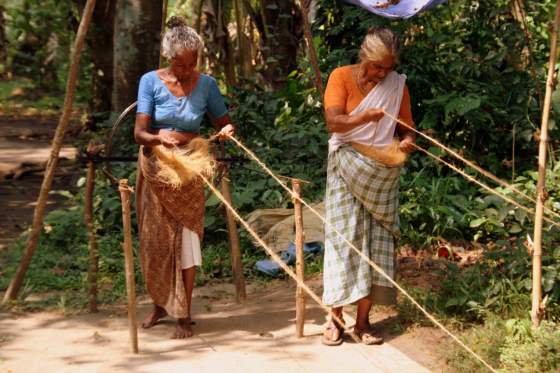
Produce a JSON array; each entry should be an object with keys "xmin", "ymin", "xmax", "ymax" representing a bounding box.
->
[
  {"xmin": 198, "ymin": 172, "xmax": 362, "ymax": 343},
  {"xmin": 412, "ymin": 144, "xmax": 560, "ymax": 229},
  {"xmin": 384, "ymin": 111, "xmax": 560, "ymax": 223},
  {"xmin": 226, "ymin": 134, "xmax": 497, "ymax": 372}
]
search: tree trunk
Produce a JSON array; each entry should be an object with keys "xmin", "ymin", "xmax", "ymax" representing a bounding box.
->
[
  {"xmin": 201, "ymin": 0, "xmax": 236, "ymax": 86},
  {"xmin": 0, "ymin": 6, "xmax": 7, "ymax": 78},
  {"xmin": 112, "ymin": 0, "xmax": 163, "ymax": 112},
  {"xmin": 89, "ymin": 0, "xmax": 116, "ymax": 114},
  {"xmin": 260, "ymin": 0, "xmax": 301, "ymax": 89},
  {"xmin": 241, "ymin": 0, "xmax": 302, "ymax": 89},
  {"xmin": 234, "ymin": 0, "xmax": 252, "ymax": 79}
]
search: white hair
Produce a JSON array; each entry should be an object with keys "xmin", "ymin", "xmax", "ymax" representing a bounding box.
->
[
  {"xmin": 359, "ymin": 27, "xmax": 400, "ymax": 63},
  {"xmin": 161, "ymin": 17, "xmax": 203, "ymax": 59}
]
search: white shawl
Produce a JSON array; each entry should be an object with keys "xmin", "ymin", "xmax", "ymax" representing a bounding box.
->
[{"xmin": 328, "ymin": 71, "xmax": 407, "ymax": 153}]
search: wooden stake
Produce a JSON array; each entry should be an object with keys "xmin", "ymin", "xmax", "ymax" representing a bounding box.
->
[
  {"xmin": 293, "ymin": 180, "xmax": 305, "ymax": 338},
  {"xmin": 85, "ymin": 143, "xmax": 99, "ymax": 313},
  {"xmin": 219, "ymin": 144, "xmax": 247, "ymax": 302},
  {"xmin": 118, "ymin": 179, "xmax": 139, "ymax": 353},
  {"xmin": 531, "ymin": 0, "xmax": 560, "ymax": 328},
  {"xmin": 2, "ymin": 0, "xmax": 97, "ymax": 304}
]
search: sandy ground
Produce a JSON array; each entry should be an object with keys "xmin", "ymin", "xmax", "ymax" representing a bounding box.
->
[
  {"xmin": 0, "ymin": 116, "xmax": 77, "ymax": 179},
  {"xmin": 0, "ymin": 115, "xmax": 80, "ymax": 250},
  {"xmin": 0, "ymin": 114, "xmax": 448, "ymax": 372},
  {"xmin": 0, "ymin": 280, "xmax": 447, "ymax": 373}
]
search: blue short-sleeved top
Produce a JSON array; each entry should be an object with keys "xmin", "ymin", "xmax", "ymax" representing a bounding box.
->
[{"xmin": 136, "ymin": 71, "xmax": 228, "ymax": 132}]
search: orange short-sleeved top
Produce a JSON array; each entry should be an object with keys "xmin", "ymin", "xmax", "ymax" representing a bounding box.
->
[{"xmin": 324, "ymin": 65, "xmax": 413, "ymax": 126}]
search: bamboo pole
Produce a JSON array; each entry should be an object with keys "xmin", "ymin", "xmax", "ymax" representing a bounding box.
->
[
  {"xmin": 292, "ymin": 180, "xmax": 306, "ymax": 338},
  {"xmin": 219, "ymin": 144, "xmax": 247, "ymax": 302},
  {"xmin": 531, "ymin": 0, "xmax": 560, "ymax": 328},
  {"xmin": 2, "ymin": 0, "xmax": 97, "ymax": 304},
  {"xmin": 118, "ymin": 179, "xmax": 139, "ymax": 353},
  {"xmin": 85, "ymin": 142, "xmax": 99, "ymax": 313}
]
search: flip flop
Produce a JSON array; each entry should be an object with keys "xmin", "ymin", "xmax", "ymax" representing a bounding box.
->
[
  {"xmin": 354, "ymin": 328, "xmax": 384, "ymax": 345},
  {"xmin": 321, "ymin": 321, "xmax": 344, "ymax": 346}
]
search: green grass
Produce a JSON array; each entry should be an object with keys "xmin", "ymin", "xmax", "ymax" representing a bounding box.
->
[
  {"xmin": 0, "ymin": 201, "xmax": 325, "ymax": 312},
  {"xmin": 0, "ymin": 77, "xmax": 83, "ymax": 115},
  {"xmin": 442, "ymin": 317, "xmax": 560, "ymax": 373}
]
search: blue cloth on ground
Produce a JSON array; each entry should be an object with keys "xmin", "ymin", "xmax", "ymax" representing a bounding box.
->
[
  {"xmin": 343, "ymin": 0, "xmax": 447, "ymax": 19},
  {"xmin": 255, "ymin": 241, "xmax": 324, "ymax": 277},
  {"xmin": 136, "ymin": 71, "xmax": 228, "ymax": 133}
]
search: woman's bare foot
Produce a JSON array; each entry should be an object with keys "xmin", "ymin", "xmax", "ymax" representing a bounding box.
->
[
  {"xmin": 174, "ymin": 317, "xmax": 194, "ymax": 339},
  {"xmin": 353, "ymin": 325, "xmax": 383, "ymax": 345},
  {"xmin": 322, "ymin": 320, "xmax": 344, "ymax": 346},
  {"xmin": 321, "ymin": 312, "xmax": 345, "ymax": 346},
  {"xmin": 141, "ymin": 305, "xmax": 167, "ymax": 329}
]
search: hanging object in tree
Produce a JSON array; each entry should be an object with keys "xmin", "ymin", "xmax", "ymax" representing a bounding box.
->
[{"xmin": 344, "ymin": 0, "xmax": 447, "ymax": 19}]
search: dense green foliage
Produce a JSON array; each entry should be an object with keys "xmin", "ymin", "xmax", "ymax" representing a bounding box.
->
[
  {"xmin": 4, "ymin": 0, "xmax": 92, "ymax": 100},
  {"xmin": 444, "ymin": 318, "xmax": 560, "ymax": 372},
  {"xmin": 317, "ymin": 0, "xmax": 559, "ymax": 167},
  {"xmin": 2, "ymin": 0, "xmax": 560, "ymax": 369}
]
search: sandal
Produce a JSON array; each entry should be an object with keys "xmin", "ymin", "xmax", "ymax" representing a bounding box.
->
[
  {"xmin": 354, "ymin": 328, "xmax": 384, "ymax": 345},
  {"xmin": 322, "ymin": 320, "xmax": 344, "ymax": 346}
]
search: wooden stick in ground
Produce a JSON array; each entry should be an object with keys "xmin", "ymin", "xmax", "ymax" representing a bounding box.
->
[
  {"xmin": 2, "ymin": 0, "xmax": 97, "ymax": 304},
  {"xmin": 292, "ymin": 180, "xmax": 306, "ymax": 338},
  {"xmin": 118, "ymin": 179, "xmax": 139, "ymax": 353},
  {"xmin": 219, "ymin": 143, "xmax": 247, "ymax": 302},
  {"xmin": 85, "ymin": 142, "xmax": 100, "ymax": 312},
  {"xmin": 531, "ymin": 0, "xmax": 560, "ymax": 328}
]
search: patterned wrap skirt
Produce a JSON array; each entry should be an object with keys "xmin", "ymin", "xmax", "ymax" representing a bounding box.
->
[
  {"xmin": 322, "ymin": 145, "xmax": 401, "ymax": 307},
  {"xmin": 136, "ymin": 146, "xmax": 205, "ymax": 318}
]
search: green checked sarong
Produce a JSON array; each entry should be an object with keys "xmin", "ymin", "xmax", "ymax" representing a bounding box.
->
[{"xmin": 322, "ymin": 146, "xmax": 400, "ymax": 307}]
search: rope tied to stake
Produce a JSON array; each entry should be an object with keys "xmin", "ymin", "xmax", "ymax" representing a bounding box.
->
[{"xmin": 223, "ymin": 134, "xmax": 498, "ymax": 372}]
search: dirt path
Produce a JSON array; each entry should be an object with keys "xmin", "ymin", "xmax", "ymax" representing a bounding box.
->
[
  {"xmin": 0, "ymin": 280, "xmax": 446, "ymax": 372},
  {"xmin": 0, "ymin": 114, "xmax": 448, "ymax": 372},
  {"xmin": 0, "ymin": 115, "xmax": 80, "ymax": 250}
]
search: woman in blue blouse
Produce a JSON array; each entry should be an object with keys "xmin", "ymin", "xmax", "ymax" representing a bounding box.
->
[{"xmin": 134, "ymin": 16, "xmax": 234, "ymax": 338}]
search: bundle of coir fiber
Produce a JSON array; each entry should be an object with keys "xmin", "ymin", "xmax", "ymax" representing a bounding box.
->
[
  {"xmin": 152, "ymin": 138, "xmax": 216, "ymax": 188},
  {"xmin": 350, "ymin": 138, "xmax": 407, "ymax": 167}
]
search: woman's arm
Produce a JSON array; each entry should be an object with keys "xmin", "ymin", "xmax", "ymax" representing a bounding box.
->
[
  {"xmin": 324, "ymin": 68, "xmax": 384, "ymax": 134},
  {"xmin": 395, "ymin": 86, "xmax": 415, "ymax": 153},
  {"xmin": 325, "ymin": 107, "xmax": 385, "ymax": 134},
  {"xmin": 134, "ymin": 73, "xmax": 179, "ymax": 148},
  {"xmin": 134, "ymin": 113, "xmax": 178, "ymax": 148},
  {"xmin": 213, "ymin": 114, "xmax": 235, "ymax": 139}
]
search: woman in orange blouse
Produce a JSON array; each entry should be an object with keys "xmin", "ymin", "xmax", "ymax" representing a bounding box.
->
[{"xmin": 321, "ymin": 27, "xmax": 415, "ymax": 346}]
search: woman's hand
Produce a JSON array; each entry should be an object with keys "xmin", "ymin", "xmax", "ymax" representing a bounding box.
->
[
  {"xmin": 360, "ymin": 108, "xmax": 385, "ymax": 124},
  {"xmin": 326, "ymin": 107, "xmax": 384, "ymax": 134},
  {"xmin": 158, "ymin": 132, "xmax": 180, "ymax": 148},
  {"xmin": 399, "ymin": 134, "xmax": 416, "ymax": 153},
  {"xmin": 217, "ymin": 124, "xmax": 235, "ymax": 140}
]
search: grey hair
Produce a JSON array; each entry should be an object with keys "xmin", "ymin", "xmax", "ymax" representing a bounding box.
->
[
  {"xmin": 161, "ymin": 16, "xmax": 203, "ymax": 59},
  {"xmin": 359, "ymin": 27, "xmax": 400, "ymax": 63}
]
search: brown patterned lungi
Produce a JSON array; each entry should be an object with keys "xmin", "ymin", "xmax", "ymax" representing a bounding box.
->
[{"xmin": 136, "ymin": 146, "xmax": 205, "ymax": 318}]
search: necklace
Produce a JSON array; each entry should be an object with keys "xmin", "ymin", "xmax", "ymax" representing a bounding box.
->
[
  {"xmin": 163, "ymin": 69, "xmax": 196, "ymax": 86},
  {"xmin": 353, "ymin": 65, "xmax": 369, "ymax": 96}
]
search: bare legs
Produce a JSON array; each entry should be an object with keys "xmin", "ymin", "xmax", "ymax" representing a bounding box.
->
[
  {"xmin": 175, "ymin": 266, "xmax": 196, "ymax": 338},
  {"xmin": 323, "ymin": 294, "xmax": 383, "ymax": 345},
  {"xmin": 141, "ymin": 304, "xmax": 167, "ymax": 329},
  {"xmin": 142, "ymin": 266, "xmax": 197, "ymax": 339},
  {"xmin": 322, "ymin": 306, "xmax": 345, "ymax": 345},
  {"xmin": 355, "ymin": 296, "xmax": 373, "ymax": 331}
]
